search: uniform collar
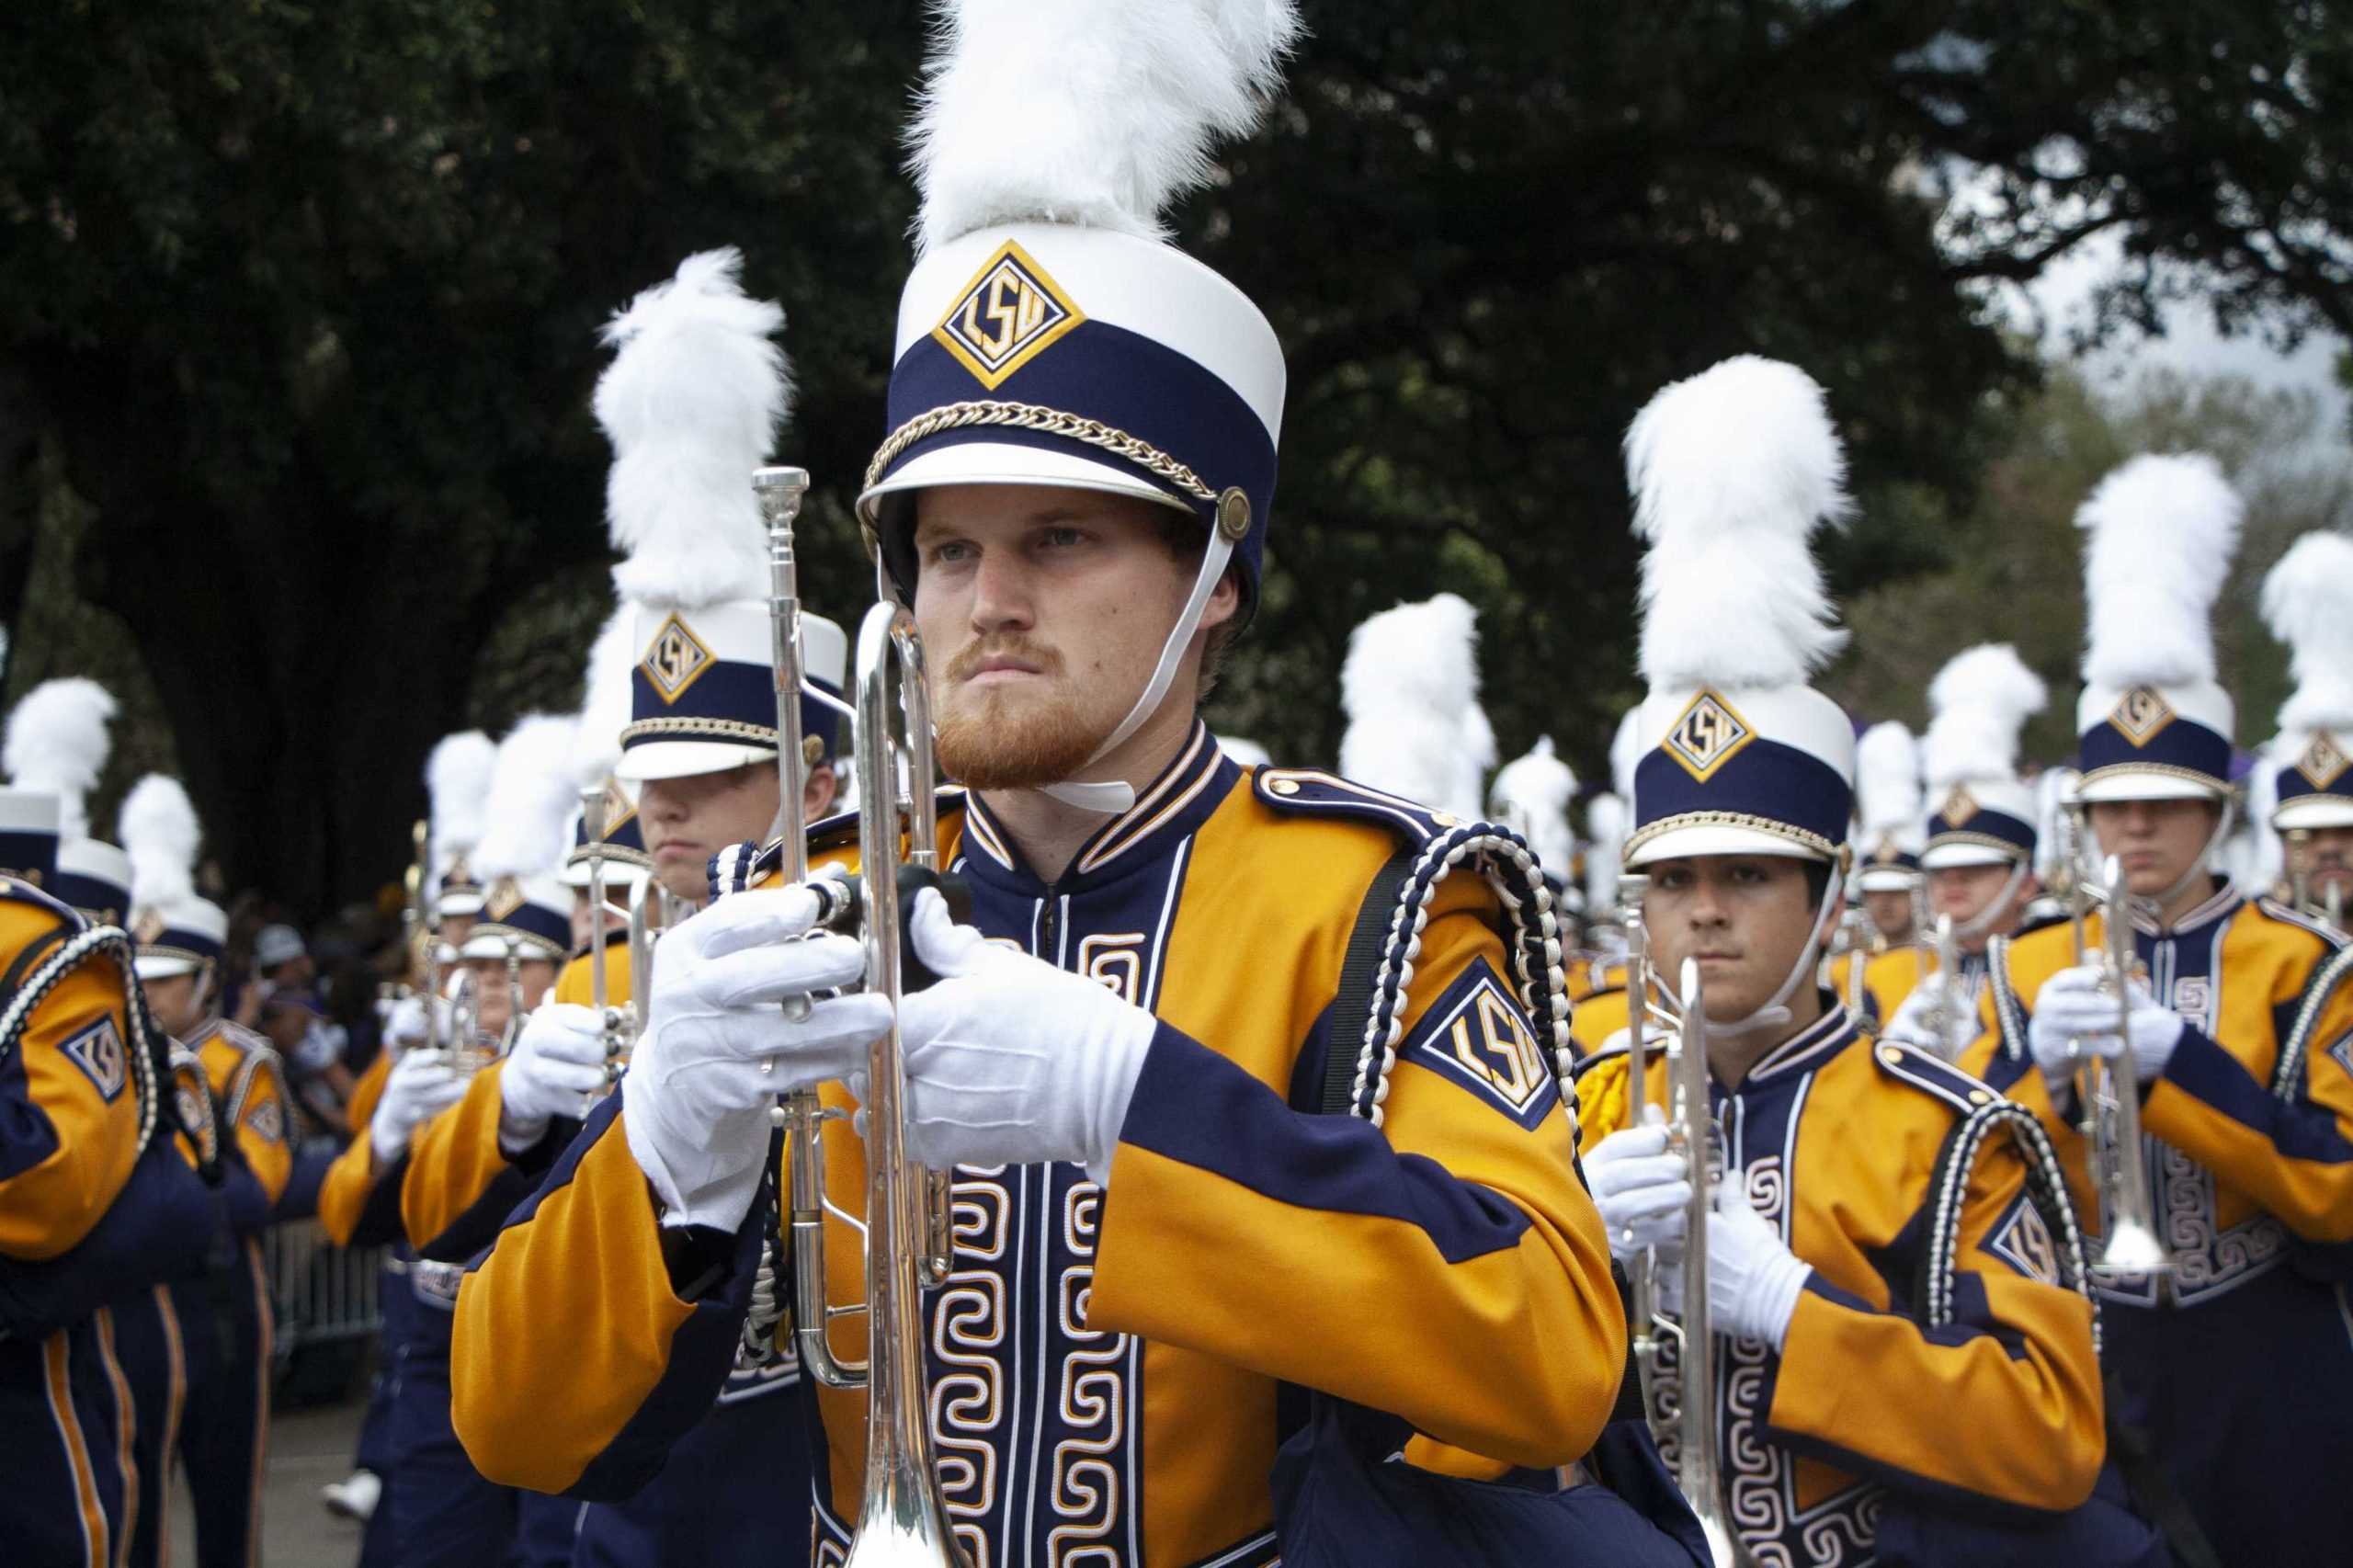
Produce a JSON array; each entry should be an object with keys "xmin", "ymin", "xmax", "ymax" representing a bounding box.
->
[
  {"xmin": 958, "ymin": 720, "xmax": 1239, "ymax": 894},
  {"xmin": 1730, "ymin": 996, "xmax": 1859, "ymax": 1088},
  {"xmin": 2131, "ymin": 876, "xmax": 2242, "ymax": 938}
]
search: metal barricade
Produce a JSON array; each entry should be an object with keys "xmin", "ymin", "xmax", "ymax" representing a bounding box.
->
[{"xmin": 262, "ymin": 1218, "xmax": 386, "ymax": 1370}]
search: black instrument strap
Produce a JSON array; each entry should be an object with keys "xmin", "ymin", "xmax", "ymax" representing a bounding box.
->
[
  {"xmin": 1320, "ymin": 847, "xmax": 1417, "ymax": 1119},
  {"xmin": 2106, "ymin": 1387, "xmax": 2222, "ymax": 1568}
]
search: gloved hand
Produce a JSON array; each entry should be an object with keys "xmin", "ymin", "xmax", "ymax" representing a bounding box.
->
[
  {"xmin": 378, "ymin": 994, "xmax": 451, "ymax": 1051},
  {"xmin": 1584, "ymin": 1116, "xmax": 1691, "ymax": 1263},
  {"xmin": 1881, "ymin": 971, "xmax": 1963, "ymax": 1058},
  {"xmin": 1705, "ymin": 1176, "xmax": 1811, "ymax": 1350},
  {"xmin": 370, "ymin": 1050, "xmax": 469, "ymax": 1165},
  {"xmin": 621, "ymin": 884, "xmax": 890, "ymax": 1232},
  {"xmin": 2027, "ymin": 964, "xmax": 2186, "ymax": 1105},
  {"xmin": 498, "ymin": 1003, "xmax": 609, "ymax": 1153},
  {"xmin": 896, "ymin": 889, "xmax": 1158, "ymax": 1184}
]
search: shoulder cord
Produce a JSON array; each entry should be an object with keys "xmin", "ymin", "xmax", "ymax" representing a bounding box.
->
[
  {"xmin": 2271, "ymin": 941, "xmax": 2353, "ymax": 1101},
  {"xmin": 1920, "ymin": 1098, "xmax": 2099, "ymax": 1356},
  {"xmin": 0, "ymin": 923, "xmax": 166, "ymax": 1160}
]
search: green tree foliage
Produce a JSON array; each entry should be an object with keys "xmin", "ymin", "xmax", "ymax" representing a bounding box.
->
[{"xmin": 4, "ymin": 3, "xmax": 2351, "ymax": 909}]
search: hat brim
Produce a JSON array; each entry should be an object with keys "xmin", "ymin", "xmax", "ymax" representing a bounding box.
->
[
  {"xmin": 2274, "ymin": 798, "xmax": 2353, "ymax": 832},
  {"xmin": 437, "ymin": 893, "xmax": 486, "ymax": 917},
  {"xmin": 134, "ymin": 956, "xmax": 203, "ymax": 981},
  {"xmin": 613, "ymin": 739, "xmax": 779, "ymax": 783},
  {"xmin": 1626, "ymin": 823, "xmax": 1829, "ymax": 868},
  {"xmin": 457, "ymin": 935, "xmax": 564, "ymax": 963},
  {"xmin": 1856, "ymin": 869, "xmax": 1920, "ymax": 892},
  {"xmin": 1920, "ymin": 844, "xmax": 2021, "ymax": 870},
  {"xmin": 857, "ymin": 440, "xmax": 1195, "ymax": 526},
  {"xmin": 559, "ymin": 861, "xmax": 652, "ymax": 892},
  {"xmin": 2075, "ymin": 769, "xmax": 2226, "ymax": 804}
]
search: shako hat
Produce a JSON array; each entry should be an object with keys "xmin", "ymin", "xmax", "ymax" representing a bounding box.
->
[
  {"xmin": 119, "ymin": 775, "xmax": 227, "ymax": 980},
  {"xmin": 4, "ymin": 676, "xmax": 128, "ymax": 915},
  {"xmin": 0, "ymin": 789, "xmax": 60, "ymax": 889},
  {"xmin": 1621, "ymin": 357, "xmax": 1855, "ymax": 868},
  {"xmin": 1852, "ymin": 721, "xmax": 1924, "ymax": 891},
  {"xmin": 427, "ymin": 731, "xmax": 497, "ymax": 917},
  {"xmin": 464, "ymin": 716, "xmax": 582, "ymax": 962},
  {"xmin": 2260, "ymin": 530, "xmax": 2353, "ymax": 832},
  {"xmin": 2071, "ymin": 454, "xmax": 2242, "ymax": 802},
  {"xmin": 1920, "ymin": 644, "xmax": 2046, "ymax": 869}
]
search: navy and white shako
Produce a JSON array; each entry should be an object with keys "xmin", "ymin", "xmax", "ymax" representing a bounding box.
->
[
  {"xmin": 1852, "ymin": 722, "xmax": 1924, "ymax": 892},
  {"xmin": 118, "ymin": 774, "xmax": 228, "ymax": 980},
  {"xmin": 0, "ymin": 789, "xmax": 60, "ymax": 888},
  {"xmin": 2259, "ymin": 530, "xmax": 2353, "ymax": 834},
  {"xmin": 1919, "ymin": 644, "xmax": 2047, "ymax": 870}
]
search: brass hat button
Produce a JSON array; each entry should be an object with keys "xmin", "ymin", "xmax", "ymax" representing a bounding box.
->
[{"xmin": 1216, "ymin": 487, "xmax": 1252, "ymax": 541}]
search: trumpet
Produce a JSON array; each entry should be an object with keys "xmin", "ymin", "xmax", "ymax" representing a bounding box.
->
[
  {"xmin": 1622, "ymin": 880, "xmax": 1749, "ymax": 1567},
  {"xmin": 756, "ymin": 466, "xmax": 963, "ymax": 1566},
  {"xmin": 2065, "ymin": 816, "xmax": 2169, "ymax": 1280},
  {"xmin": 577, "ymin": 786, "xmax": 653, "ymax": 1087},
  {"xmin": 1917, "ymin": 912, "xmax": 1961, "ymax": 1060}
]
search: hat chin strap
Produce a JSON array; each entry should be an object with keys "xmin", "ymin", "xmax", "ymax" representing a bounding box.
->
[
  {"xmin": 1954, "ymin": 857, "xmax": 2034, "ymax": 945},
  {"xmin": 2137, "ymin": 796, "xmax": 2237, "ymax": 922},
  {"xmin": 1711, "ymin": 860, "xmax": 1848, "ymax": 1040},
  {"xmin": 1037, "ymin": 531, "xmax": 1236, "ymax": 815}
]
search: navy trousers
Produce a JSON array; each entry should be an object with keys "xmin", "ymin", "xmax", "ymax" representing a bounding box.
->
[{"xmin": 168, "ymin": 1233, "xmax": 272, "ymax": 1568}]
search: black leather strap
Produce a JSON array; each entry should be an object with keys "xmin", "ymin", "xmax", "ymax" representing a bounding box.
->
[{"xmin": 1320, "ymin": 847, "xmax": 1417, "ymax": 1118}]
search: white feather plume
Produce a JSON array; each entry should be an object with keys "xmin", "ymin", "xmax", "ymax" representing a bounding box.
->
[
  {"xmin": 1584, "ymin": 792, "xmax": 1628, "ymax": 915},
  {"xmin": 1922, "ymin": 644, "xmax": 2046, "ymax": 790},
  {"xmin": 571, "ymin": 603, "xmax": 635, "ymax": 788},
  {"xmin": 2246, "ymin": 741, "xmax": 2284, "ymax": 888},
  {"xmin": 1490, "ymin": 736, "xmax": 1578, "ymax": 873},
  {"xmin": 2261, "ymin": 530, "xmax": 2353, "ymax": 736},
  {"xmin": 597, "ymin": 248, "xmax": 788, "ymax": 611},
  {"xmin": 4, "ymin": 677, "xmax": 118, "ymax": 840},
  {"xmin": 475, "ymin": 715, "xmax": 585, "ymax": 881},
  {"xmin": 1338, "ymin": 593, "xmax": 1486, "ymax": 818},
  {"xmin": 1626, "ymin": 356, "xmax": 1852, "ymax": 690},
  {"xmin": 1853, "ymin": 722, "xmax": 1922, "ymax": 837},
  {"xmin": 2076, "ymin": 453, "xmax": 2243, "ymax": 687},
  {"xmin": 1608, "ymin": 708, "xmax": 1644, "ymax": 803},
  {"xmin": 427, "ymin": 730, "xmax": 497, "ymax": 884},
  {"xmin": 2032, "ymin": 767, "xmax": 2079, "ymax": 884},
  {"xmin": 910, "ymin": 0, "xmax": 1303, "ymax": 255},
  {"xmin": 119, "ymin": 774, "xmax": 200, "ymax": 912}
]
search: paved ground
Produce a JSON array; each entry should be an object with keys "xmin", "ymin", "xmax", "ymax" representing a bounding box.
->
[{"xmin": 168, "ymin": 1396, "xmax": 372, "ymax": 1568}]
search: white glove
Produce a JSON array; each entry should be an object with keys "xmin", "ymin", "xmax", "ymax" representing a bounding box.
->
[
  {"xmin": 2027, "ymin": 965, "xmax": 2186, "ymax": 1104},
  {"xmin": 1585, "ymin": 1118, "xmax": 1690, "ymax": 1263},
  {"xmin": 370, "ymin": 1050, "xmax": 469, "ymax": 1165},
  {"xmin": 498, "ymin": 1003, "xmax": 609, "ymax": 1153},
  {"xmin": 1705, "ymin": 1177, "xmax": 1811, "ymax": 1351},
  {"xmin": 621, "ymin": 885, "xmax": 890, "ymax": 1232},
  {"xmin": 895, "ymin": 890, "xmax": 1157, "ymax": 1184},
  {"xmin": 380, "ymin": 994, "xmax": 449, "ymax": 1051},
  {"xmin": 1881, "ymin": 971, "xmax": 1961, "ymax": 1057}
]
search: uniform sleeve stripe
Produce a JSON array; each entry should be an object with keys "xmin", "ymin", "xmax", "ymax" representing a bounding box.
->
[
  {"xmin": 1116, "ymin": 1023, "xmax": 1532, "ymax": 1265},
  {"xmin": 2167, "ymin": 1024, "xmax": 2353, "ymax": 1165}
]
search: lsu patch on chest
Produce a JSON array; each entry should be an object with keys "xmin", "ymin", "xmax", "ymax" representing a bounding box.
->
[
  {"xmin": 61, "ymin": 1015, "xmax": 128, "ymax": 1103},
  {"xmin": 1404, "ymin": 962, "xmax": 1558, "ymax": 1130}
]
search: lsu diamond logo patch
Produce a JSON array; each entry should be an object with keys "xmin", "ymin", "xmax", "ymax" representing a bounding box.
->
[
  {"xmin": 641, "ymin": 613, "xmax": 714, "ymax": 705},
  {"xmin": 1405, "ymin": 965, "xmax": 1559, "ymax": 1130},
  {"xmin": 1661, "ymin": 689, "xmax": 1754, "ymax": 784},
  {"xmin": 2296, "ymin": 731, "xmax": 2351, "ymax": 791},
  {"xmin": 1938, "ymin": 785, "xmax": 1979, "ymax": 828},
  {"xmin": 62, "ymin": 1016, "xmax": 127, "ymax": 1103},
  {"xmin": 932, "ymin": 240, "xmax": 1086, "ymax": 391},
  {"xmin": 1985, "ymin": 1194, "xmax": 2060, "ymax": 1285},
  {"xmin": 245, "ymin": 1096, "xmax": 286, "ymax": 1145},
  {"xmin": 484, "ymin": 876, "xmax": 525, "ymax": 923},
  {"xmin": 2109, "ymin": 686, "xmax": 2175, "ymax": 747}
]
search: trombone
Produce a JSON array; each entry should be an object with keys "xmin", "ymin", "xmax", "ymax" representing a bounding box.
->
[
  {"xmin": 756, "ymin": 466, "xmax": 963, "ymax": 1566},
  {"xmin": 1622, "ymin": 877, "xmax": 1750, "ymax": 1567},
  {"xmin": 2064, "ymin": 814, "xmax": 2169, "ymax": 1280}
]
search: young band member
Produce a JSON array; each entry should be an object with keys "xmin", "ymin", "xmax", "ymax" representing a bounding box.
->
[
  {"xmin": 1961, "ymin": 458, "xmax": 2353, "ymax": 1562},
  {"xmin": 1574, "ymin": 355, "xmax": 2157, "ymax": 1566},
  {"xmin": 1836, "ymin": 720, "xmax": 1926, "ymax": 1019},
  {"xmin": 2256, "ymin": 529, "xmax": 2353, "ymax": 926},
  {"xmin": 449, "ymin": 9, "xmax": 1650, "ymax": 1562}
]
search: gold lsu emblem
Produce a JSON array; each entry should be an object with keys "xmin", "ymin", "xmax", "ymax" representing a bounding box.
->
[
  {"xmin": 484, "ymin": 876, "xmax": 525, "ymax": 922},
  {"xmin": 131, "ymin": 906, "xmax": 167, "ymax": 946},
  {"xmin": 932, "ymin": 240, "xmax": 1086, "ymax": 391},
  {"xmin": 1661, "ymin": 689, "xmax": 1755, "ymax": 783},
  {"xmin": 1938, "ymin": 785, "xmax": 1979, "ymax": 827},
  {"xmin": 2109, "ymin": 685, "xmax": 2176, "ymax": 747},
  {"xmin": 641, "ymin": 613, "xmax": 715, "ymax": 704},
  {"xmin": 2296, "ymin": 731, "xmax": 2351, "ymax": 791},
  {"xmin": 598, "ymin": 778, "xmax": 639, "ymax": 841}
]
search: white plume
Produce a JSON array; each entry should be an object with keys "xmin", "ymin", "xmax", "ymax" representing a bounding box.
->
[
  {"xmin": 4, "ymin": 677, "xmax": 118, "ymax": 840},
  {"xmin": 911, "ymin": 0, "xmax": 1304, "ymax": 255},
  {"xmin": 1584, "ymin": 792, "xmax": 1628, "ymax": 915},
  {"xmin": 1608, "ymin": 708, "xmax": 1644, "ymax": 804},
  {"xmin": 427, "ymin": 730, "xmax": 497, "ymax": 884},
  {"xmin": 119, "ymin": 774, "xmax": 200, "ymax": 913},
  {"xmin": 1490, "ymin": 736, "xmax": 1578, "ymax": 873},
  {"xmin": 475, "ymin": 716, "xmax": 585, "ymax": 881},
  {"xmin": 1338, "ymin": 593, "xmax": 1487, "ymax": 818},
  {"xmin": 597, "ymin": 248, "xmax": 788, "ymax": 611},
  {"xmin": 2246, "ymin": 742, "xmax": 2284, "ymax": 888},
  {"xmin": 1217, "ymin": 734, "xmax": 1271, "ymax": 769},
  {"xmin": 571, "ymin": 602, "xmax": 635, "ymax": 788},
  {"xmin": 1853, "ymin": 722, "xmax": 1922, "ymax": 838},
  {"xmin": 1922, "ymin": 644, "xmax": 2046, "ymax": 790},
  {"xmin": 2261, "ymin": 530, "xmax": 2353, "ymax": 736},
  {"xmin": 1626, "ymin": 356, "xmax": 1851, "ymax": 690},
  {"xmin": 2033, "ymin": 767, "xmax": 2079, "ymax": 885},
  {"xmin": 2076, "ymin": 453, "xmax": 2242, "ymax": 687}
]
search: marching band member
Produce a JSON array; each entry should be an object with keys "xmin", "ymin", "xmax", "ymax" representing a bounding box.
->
[
  {"xmin": 1961, "ymin": 458, "xmax": 2353, "ymax": 1562},
  {"xmin": 1491, "ymin": 735, "xmax": 1579, "ymax": 903},
  {"xmin": 1568, "ymin": 718, "xmax": 1642, "ymax": 1050},
  {"xmin": 1834, "ymin": 719, "xmax": 1924, "ymax": 1017},
  {"xmin": 428, "ymin": 732, "xmax": 498, "ymax": 950},
  {"xmin": 451, "ymin": 6, "xmax": 1648, "ymax": 1562},
  {"xmin": 1574, "ymin": 356, "xmax": 2152, "ymax": 1565},
  {"xmin": 121, "ymin": 774, "xmax": 288, "ymax": 1568},
  {"xmin": 1338, "ymin": 591, "xmax": 1494, "ymax": 823},
  {"xmin": 1877, "ymin": 645, "xmax": 2050, "ymax": 1057},
  {"xmin": 2258, "ymin": 529, "xmax": 2353, "ymax": 926}
]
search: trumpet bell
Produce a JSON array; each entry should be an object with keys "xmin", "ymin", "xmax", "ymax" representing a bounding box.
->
[{"xmin": 2091, "ymin": 1219, "xmax": 2171, "ymax": 1279}]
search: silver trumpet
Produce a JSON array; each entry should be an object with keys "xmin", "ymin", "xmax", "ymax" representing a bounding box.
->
[
  {"xmin": 577, "ymin": 785, "xmax": 652, "ymax": 1090},
  {"xmin": 1919, "ymin": 912, "xmax": 1961, "ymax": 1060},
  {"xmin": 755, "ymin": 466, "xmax": 963, "ymax": 1567},
  {"xmin": 1621, "ymin": 878, "xmax": 1750, "ymax": 1566},
  {"xmin": 2067, "ymin": 823, "xmax": 2169, "ymax": 1280}
]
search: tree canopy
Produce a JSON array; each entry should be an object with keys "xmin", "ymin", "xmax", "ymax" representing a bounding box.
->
[{"xmin": 6, "ymin": 2, "xmax": 2351, "ymax": 911}]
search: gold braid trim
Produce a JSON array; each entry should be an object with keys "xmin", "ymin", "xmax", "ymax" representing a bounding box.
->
[
  {"xmin": 1924, "ymin": 830, "xmax": 2031, "ymax": 858},
  {"xmin": 1623, "ymin": 811, "xmax": 1837, "ymax": 861},
  {"xmin": 2076, "ymin": 762, "xmax": 2230, "ymax": 796},
  {"xmin": 620, "ymin": 721, "xmax": 826, "ymax": 767}
]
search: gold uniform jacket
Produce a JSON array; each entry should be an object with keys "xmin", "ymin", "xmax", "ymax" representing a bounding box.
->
[
  {"xmin": 315, "ymin": 1049, "xmax": 392, "ymax": 1246},
  {"xmin": 1576, "ymin": 1006, "xmax": 2106, "ymax": 1565},
  {"xmin": 451, "ymin": 733, "xmax": 1624, "ymax": 1568}
]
